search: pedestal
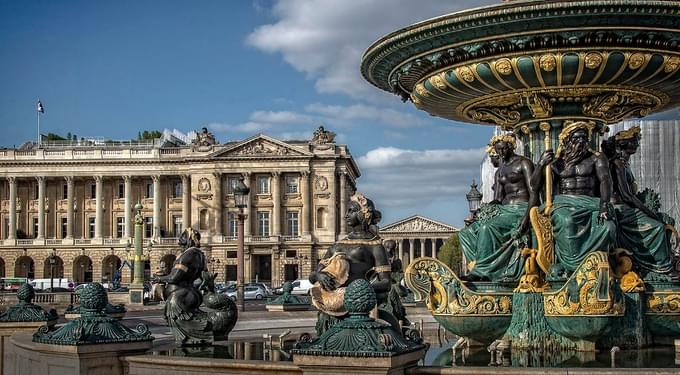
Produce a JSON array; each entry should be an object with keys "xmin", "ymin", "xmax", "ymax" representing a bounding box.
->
[
  {"xmin": 129, "ymin": 284, "xmax": 145, "ymax": 305},
  {"xmin": 0, "ymin": 321, "xmax": 55, "ymax": 375},
  {"xmin": 5, "ymin": 332, "xmax": 152, "ymax": 375}
]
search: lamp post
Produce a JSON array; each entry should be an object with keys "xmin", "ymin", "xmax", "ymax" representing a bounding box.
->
[
  {"xmin": 47, "ymin": 251, "xmax": 57, "ymax": 291},
  {"xmin": 465, "ymin": 180, "xmax": 483, "ymax": 225},
  {"xmin": 233, "ymin": 176, "xmax": 250, "ymax": 313}
]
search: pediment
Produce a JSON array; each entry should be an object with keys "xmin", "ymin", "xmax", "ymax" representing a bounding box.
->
[
  {"xmin": 380, "ymin": 215, "xmax": 458, "ymax": 234},
  {"xmin": 211, "ymin": 134, "xmax": 311, "ymax": 158}
]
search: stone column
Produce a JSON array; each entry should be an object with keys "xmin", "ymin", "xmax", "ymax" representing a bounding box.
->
[
  {"xmin": 94, "ymin": 176, "xmax": 103, "ymax": 239},
  {"xmin": 408, "ymin": 239, "xmax": 415, "ymax": 266},
  {"xmin": 36, "ymin": 176, "xmax": 46, "ymax": 239},
  {"xmin": 8, "ymin": 177, "xmax": 16, "ymax": 240},
  {"xmin": 66, "ymin": 176, "xmax": 74, "ymax": 239},
  {"xmin": 301, "ymin": 171, "xmax": 310, "ymax": 235},
  {"xmin": 124, "ymin": 176, "xmax": 132, "ymax": 238},
  {"xmin": 213, "ymin": 173, "xmax": 222, "ymax": 237},
  {"xmin": 329, "ymin": 173, "xmax": 337, "ymax": 239},
  {"xmin": 272, "ymin": 172, "xmax": 281, "ymax": 237},
  {"xmin": 182, "ymin": 175, "xmax": 191, "ymax": 231},
  {"xmin": 242, "ymin": 173, "xmax": 252, "ymax": 237},
  {"xmin": 432, "ymin": 238, "xmax": 438, "ymax": 259},
  {"xmin": 152, "ymin": 175, "xmax": 161, "ymax": 238},
  {"xmin": 420, "ymin": 239, "xmax": 426, "ymax": 259},
  {"xmin": 339, "ymin": 171, "xmax": 347, "ymax": 236},
  {"xmin": 398, "ymin": 239, "xmax": 404, "ymax": 261}
]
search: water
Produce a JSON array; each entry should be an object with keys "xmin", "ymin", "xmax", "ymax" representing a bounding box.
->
[{"xmin": 151, "ymin": 338, "xmax": 680, "ymax": 368}]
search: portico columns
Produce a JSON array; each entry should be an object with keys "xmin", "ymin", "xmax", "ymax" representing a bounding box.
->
[
  {"xmin": 182, "ymin": 175, "xmax": 190, "ymax": 231},
  {"xmin": 408, "ymin": 239, "xmax": 415, "ymax": 266},
  {"xmin": 272, "ymin": 172, "xmax": 281, "ymax": 237},
  {"xmin": 420, "ymin": 240, "xmax": 425, "ymax": 260},
  {"xmin": 398, "ymin": 239, "xmax": 404, "ymax": 261},
  {"xmin": 152, "ymin": 175, "xmax": 161, "ymax": 238},
  {"xmin": 431, "ymin": 238, "xmax": 438, "ymax": 259},
  {"xmin": 66, "ymin": 176, "xmax": 74, "ymax": 239},
  {"xmin": 301, "ymin": 171, "xmax": 310, "ymax": 235},
  {"xmin": 124, "ymin": 176, "xmax": 132, "ymax": 238},
  {"xmin": 94, "ymin": 176, "xmax": 103, "ymax": 238},
  {"xmin": 8, "ymin": 177, "xmax": 16, "ymax": 240},
  {"xmin": 37, "ymin": 176, "xmax": 45, "ymax": 239},
  {"xmin": 213, "ymin": 173, "xmax": 222, "ymax": 237}
]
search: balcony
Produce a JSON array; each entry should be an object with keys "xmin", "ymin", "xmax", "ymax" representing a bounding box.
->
[
  {"xmin": 168, "ymin": 198, "xmax": 183, "ymax": 210},
  {"xmin": 249, "ymin": 235, "xmax": 271, "ymax": 242},
  {"xmin": 57, "ymin": 199, "xmax": 76, "ymax": 212},
  {"xmin": 282, "ymin": 235, "xmax": 301, "ymax": 241},
  {"xmin": 159, "ymin": 237, "xmax": 178, "ymax": 245},
  {"xmin": 112, "ymin": 198, "xmax": 126, "ymax": 211},
  {"xmin": 1, "ymin": 198, "xmax": 22, "ymax": 212}
]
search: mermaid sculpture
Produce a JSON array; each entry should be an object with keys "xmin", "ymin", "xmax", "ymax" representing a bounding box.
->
[
  {"xmin": 156, "ymin": 228, "xmax": 237, "ymax": 346},
  {"xmin": 309, "ymin": 192, "xmax": 395, "ymax": 334}
]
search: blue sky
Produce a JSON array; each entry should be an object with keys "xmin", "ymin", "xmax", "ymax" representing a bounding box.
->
[{"xmin": 0, "ymin": 0, "xmax": 500, "ymax": 227}]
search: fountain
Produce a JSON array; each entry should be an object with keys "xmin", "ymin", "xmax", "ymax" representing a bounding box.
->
[{"xmin": 361, "ymin": 0, "xmax": 680, "ymax": 363}]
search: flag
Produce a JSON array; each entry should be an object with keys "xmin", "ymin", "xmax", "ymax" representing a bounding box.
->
[{"xmin": 37, "ymin": 100, "xmax": 44, "ymax": 114}]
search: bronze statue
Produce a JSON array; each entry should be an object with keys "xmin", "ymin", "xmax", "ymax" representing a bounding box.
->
[
  {"xmin": 532, "ymin": 121, "xmax": 616, "ymax": 276},
  {"xmin": 602, "ymin": 126, "xmax": 677, "ymax": 280},
  {"xmin": 309, "ymin": 193, "xmax": 394, "ymax": 334},
  {"xmin": 382, "ymin": 239, "xmax": 410, "ymax": 327},
  {"xmin": 459, "ymin": 134, "xmax": 533, "ymax": 281},
  {"xmin": 156, "ymin": 229, "xmax": 237, "ymax": 346}
]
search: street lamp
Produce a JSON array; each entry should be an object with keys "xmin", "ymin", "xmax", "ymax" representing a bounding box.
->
[
  {"xmin": 132, "ymin": 202, "xmax": 144, "ymax": 286},
  {"xmin": 47, "ymin": 251, "xmax": 57, "ymax": 291},
  {"xmin": 465, "ymin": 180, "xmax": 483, "ymax": 224},
  {"xmin": 233, "ymin": 176, "xmax": 250, "ymax": 313}
]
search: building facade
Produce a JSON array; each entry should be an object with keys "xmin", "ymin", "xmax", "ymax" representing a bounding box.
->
[
  {"xmin": 379, "ymin": 215, "xmax": 458, "ymax": 266},
  {"xmin": 0, "ymin": 128, "xmax": 359, "ymax": 287}
]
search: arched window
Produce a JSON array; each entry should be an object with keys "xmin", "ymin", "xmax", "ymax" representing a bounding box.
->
[{"xmin": 316, "ymin": 207, "xmax": 327, "ymax": 229}]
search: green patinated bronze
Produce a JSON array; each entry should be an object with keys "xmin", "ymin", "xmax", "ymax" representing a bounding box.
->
[
  {"xmin": 268, "ymin": 282, "xmax": 309, "ymax": 305},
  {"xmin": 292, "ymin": 279, "xmax": 425, "ymax": 357},
  {"xmin": 0, "ymin": 283, "xmax": 57, "ymax": 323},
  {"xmin": 65, "ymin": 302, "xmax": 127, "ymax": 316},
  {"xmin": 32, "ymin": 283, "xmax": 152, "ymax": 345}
]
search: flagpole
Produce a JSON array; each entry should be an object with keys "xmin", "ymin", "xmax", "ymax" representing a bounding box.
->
[{"xmin": 37, "ymin": 108, "xmax": 40, "ymax": 147}]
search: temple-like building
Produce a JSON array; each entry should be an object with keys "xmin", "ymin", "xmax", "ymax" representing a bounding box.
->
[{"xmin": 0, "ymin": 127, "xmax": 359, "ymax": 287}]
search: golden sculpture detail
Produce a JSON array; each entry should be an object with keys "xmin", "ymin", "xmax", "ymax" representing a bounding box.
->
[
  {"xmin": 584, "ymin": 52, "xmax": 604, "ymax": 69},
  {"xmin": 647, "ymin": 292, "xmax": 680, "ymax": 314},
  {"xmin": 469, "ymin": 107, "xmax": 521, "ymax": 127},
  {"xmin": 539, "ymin": 54, "xmax": 556, "ymax": 72},
  {"xmin": 430, "ymin": 73, "xmax": 448, "ymax": 90},
  {"xmin": 628, "ymin": 53, "xmax": 646, "ymax": 70},
  {"xmin": 664, "ymin": 56, "xmax": 680, "ymax": 73},
  {"xmin": 405, "ymin": 258, "xmax": 512, "ymax": 316},
  {"xmin": 614, "ymin": 125, "xmax": 641, "ymax": 141},
  {"xmin": 544, "ymin": 252, "xmax": 624, "ymax": 316},
  {"xmin": 524, "ymin": 93, "xmax": 552, "ymax": 118},
  {"xmin": 414, "ymin": 82, "xmax": 430, "ymax": 97},
  {"xmin": 613, "ymin": 250, "xmax": 644, "ymax": 293},
  {"xmin": 456, "ymin": 66, "xmax": 475, "ymax": 83},
  {"xmin": 495, "ymin": 58, "xmax": 513, "ymax": 75}
]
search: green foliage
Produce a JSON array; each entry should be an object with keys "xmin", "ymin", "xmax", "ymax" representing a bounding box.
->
[
  {"xmin": 137, "ymin": 130, "xmax": 162, "ymax": 140},
  {"xmin": 45, "ymin": 133, "xmax": 66, "ymax": 141},
  {"xmin": 437, "ymin": 233, "xmax": 462, "ymax": 274}
]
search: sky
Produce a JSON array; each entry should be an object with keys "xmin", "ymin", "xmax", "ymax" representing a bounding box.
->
[{"xmin": 0, "ymin": 0, "xmax": 502, "ymax": 228}]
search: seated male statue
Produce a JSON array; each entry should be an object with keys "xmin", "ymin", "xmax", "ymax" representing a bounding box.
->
[
  {"xmin": 459, "ymin": 134, "xmax": 534, "ymax": 282},
  {"xmin": 602, "ymin": 126, "xmax": 678, "ymax": 280},
  {"xmin": 532, "ymin": 121, "xmax": 616, "ymax": 277}
]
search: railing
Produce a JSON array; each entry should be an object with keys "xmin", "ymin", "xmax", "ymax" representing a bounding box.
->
[
  {"xmin": 17, "ymin": 239, "xmax": 34, "ymax": 245},
  {"xmin": 282, "ymin": 235, "xmax": 301, "ymax": 241},
  {"xmin": 15, "ymin": 150, "xmax": 36, "ymax": 156},
  {"xmin": 222, "ymin": 236, "xmax": 237, "ymax": 242},
  {"xmin": 103, "ymin": 238, "xmax": 123, "ymax": 245},
  {"xmin": 159, "ymin": 237, "xmax": 178, "ymax": 245},
  {"xmin": 34, "ymin": 294, "xmax": 56, "ymax": 304},
  {"xmin": 160, "ymin": 148, "xmax": 180, "ymax": 155},
  {"xmin": 46, "ymin": 239, "xmax": 63, "ymax": 245},
  {"xmin": 250, "ymin": 236, "xmax": 271, "ymax": 242},
  {"xmin": 74, "ymin": 239, "xmax": 91, "ymax": 245}
]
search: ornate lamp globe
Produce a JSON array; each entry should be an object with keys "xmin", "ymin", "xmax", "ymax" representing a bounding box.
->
[
  {"xmin": 233, "ymin": 177, "xmax": 250, "ymax": 209},
  {"xmin": 134, "ymin": 202, "xmax": 143, "ymax": 211},
  {"xmin": 466, "ymin": 180, "xmax": 483, "ymax": 215}
]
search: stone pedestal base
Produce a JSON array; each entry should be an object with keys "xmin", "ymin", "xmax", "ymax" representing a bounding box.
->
[
  {"xmin": 129, "ymin": 285, "xmax": 145, "ymax": 305},
  {"xmin": 5, "ymin": 332, "xmax": 152, "ymax": 375},
  {"xmin": 293, "ymin": 348, "xmax": 426, "ymax": 375},
  {"xmin": 265, "ymin": 304, "xmax": 310, "ymax": 312},
  {"xmin": 0, "ymin": 321, "xmax": 55, "ymax": 375}
]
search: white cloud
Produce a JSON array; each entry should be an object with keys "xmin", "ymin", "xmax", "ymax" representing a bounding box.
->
[
  {"xmin": 246, "ymin": 0, "xmax": 499, "ymax": 100},
  {"xmin": 305, "ymin": 103, "xmax": 423, "ymax": 128},
  {"xmin": 207, "ymin": 121, "xmax": 271, "ymax": 134},
  {"xmin": 356, "ymin": 147, "xmax": 485, "ymax": 222},
  {"xmin": 250, "ymin": 110, "xmax": 315, "ymax": 124}
]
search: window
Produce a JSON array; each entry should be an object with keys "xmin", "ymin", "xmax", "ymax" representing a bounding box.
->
[
  {"xmin": 287, "ymin": 211, "xmax": 299, "ymax": 236},
  {"xmin": 61, "ymin": 217, "xmax": 68, "ymax": 238},
  {"xmin": 89, "ymin": 183, "xmax": 96, "ymax": 199},
  {"xmin": 116, "ymin": 217, "xmax": 125, "ymax": 238},
  {"xmin": 144, "ymin": 217, "xmax": 153, "ymax": 238},
  {"xmin": 173, "ymin": 216, "xmax": 182, "ymax": 237},
  {"xmin": 286, "ymin": 176, "xmax": 299, "ymax": 194},
  {"xmin": 257, "ymin": 176, "xmax": 269, "ymax": 194},
  {"xmin": 117, "ymin": 183, "xmax": 125, "ymax": 199},
  {"xmin": 257, "ymin": 211, "xmax": 270, "ymax": 237},
  {"xmin": 228, "ymin": 212, "xmax": 237, "ymax": 237},
  {"xmin": 62, "ymin": 182, "xmax": 68, "ymax": 200},
  {"xmin": 32, "ymin": 217, "xmax": 39, "ymax": 238},
  {"xmin": 88, "ymin": 217, "xmax": 96, "ymax": 238},
  {"xmin": 227, "ymin": 177, "xmax": 239, "ymax": 194},
  {"xmin": 285, "ymin": 250, "xmax": 297, "ymax": 258},
  {"xmin": 173, "ymin": 182, "xmax": 182, "ymax": 198},
  {"xmin": 4, "ymin": 218, "xmax": 9, "ymax": 240},
  {"xmin": 199, "ymin": 209, "xmax": 209, "ymax": 230},
  {"xmin": 145, "ymin": 183, "xmax": 154, "ymax": 198}
]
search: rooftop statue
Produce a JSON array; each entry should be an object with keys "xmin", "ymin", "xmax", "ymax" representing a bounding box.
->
[
  {"xmin": 532, "ymin": 121, "xmax": 616, "ymax": 278},
  {"xmin": 311, "ymin": 126, "xmax": 336, "ymax": 145},
  {"xmin": 309, "ymin": 192, "xmax": 395, "ymax": 334},
  {"xmin": 459, "ymin": 134, "xmax": 534, "ymax": 282},
  {"xmin": 156, "ymin": 228, "xmax": 237, "ymax": 346},
  {"xmin": 602, "ymin": 126, "xmax": 679, "ymax": 281},
  {"xmin": 192, "ymin": 127, "xmax": 218, "ymax": 147}
]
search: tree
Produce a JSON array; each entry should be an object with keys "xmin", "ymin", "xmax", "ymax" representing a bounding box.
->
[
  {"xmin": 45, "ymin": 133, "xmax": 66, "ymax": 141},
  {"xmin": 437, "ymin": 233, "xmax": 463, "ymax": 275},
  {"xmin": 137, "ymin": 130, "xmax": 162, "ymax": 140}
]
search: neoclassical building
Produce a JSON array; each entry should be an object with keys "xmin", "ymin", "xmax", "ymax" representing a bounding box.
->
[
  {"xmin": 379, "ymin": 215, "xmax": 458, "ymax": 266},
  {"xmin": 0, "ymin": 127, "xmax": 359, "ymax": 287}
]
